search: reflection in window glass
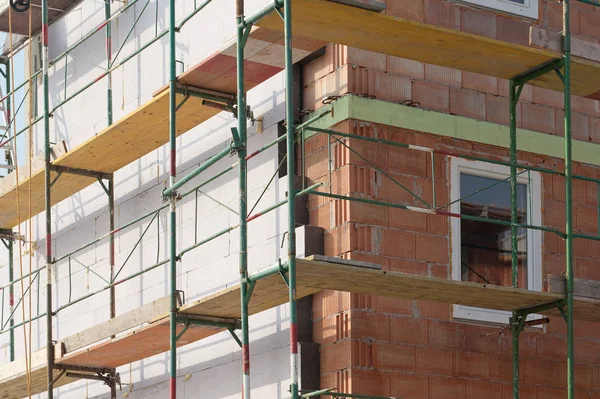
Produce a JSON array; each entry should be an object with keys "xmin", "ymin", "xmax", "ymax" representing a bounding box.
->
[
  {"xmin": 459, "ymin": 173, "xmax": 528, "ymax": 288},
  {"xmin": 508, "ymin": 0, "xmax": 525, "ymax": 4}
]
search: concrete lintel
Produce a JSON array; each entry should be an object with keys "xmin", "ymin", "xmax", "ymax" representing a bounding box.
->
[{"xmin": 305, "ymin": 94, "xmax": 600, "ymax": 167}]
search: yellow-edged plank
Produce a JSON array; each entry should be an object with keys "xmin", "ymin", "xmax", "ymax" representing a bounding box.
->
[
  {"xmin": 0, "ymin": 90, "xmax": 220, "ymax": 229},
  {"xmin": 256, "ymin": 0, "xmax": 600, "ymax": 98}
]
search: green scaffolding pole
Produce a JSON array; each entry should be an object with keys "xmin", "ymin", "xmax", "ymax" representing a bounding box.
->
[
  {"xmin": 283, "ymin": 0, "xmax": 299, "ymax": 395},
  {"xmin": 168, "ymin": 0, "xmax": 178, "ymax": 393},
  {"xmin": 236, "ymin": 0, "xmax": 251, "ymax": 395},
  {"xmin": 8, "ymin": 237, "xmax": 14, "ymax": 362},
  {"xmin": 563, "ymin": 1, "xmax": 575, "ymax": 397},
  {"xmin": 509, "ymin": 78, "xmax": 521, "ymax": 399},
  {"xmin": 41, "ymin": 0, "xmax": 54, "ymax": 392}
]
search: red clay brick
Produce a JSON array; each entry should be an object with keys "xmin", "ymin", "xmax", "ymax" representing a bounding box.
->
[
  {"xmin": 523, "ymin": 358, "xmax": 564, "ymax": 386},
  {"xmin": 413, "ymin": 80, "xmax": 450, "ymax": 113},
  {"xmin": 462, "ymin": 71, "xmax": 498, "ymax": 95},
  {"xmin": 429, "ymin": 321, "xmax": 466, "ymax": 350},
  {"xmin": 427, "ymin": 213, "xmax": 449, "ymax": 236},
  {"xmin": 581, "ymin": 11, "xmax": 600, "ymax": 40},
  {"xmin": 536, "ymin": 386, "xmax": 566, "ymax": 399},
  {"xmin": 415, "ymin": 234, "xmax": 448, "ymax": 264},
  {"xmin": 348, "ymin": 200, "xmax": 389, "ymax": 227},
  {"xmin": 425, "ymin": 64, "xmax": 462, "ymax": 87},
  {"xmin": 389, "ymin": 372, "xmax": 429, "ymax": 399},
  {"xmin": 389, "ymin": 208, "xmax": 428, "ymax": 232},
  {"xmin": 429, "ymin": 375, "xmax": 466, "ymax": 399},
  {"xmin": 461, "ymin": 7, "xmax": 497, "ymax": 39},
  {"xmin": 350, "ymin": 368, "xmax": 391, "ymax": 397},
  {"xmin": 466, "ymin": 379, "xmax": 502, "ymax": 399},
  {"xmin": 465, "ymin": 324, "xmax": 503, "ymax": 355},
  {"xmin": 386, "ymin": 0, "xmax": 424, "ymax": 20},
  {"xmin": 349, "ymin": 310, "xmax": 391, "ymax": 341},
  {"xmin": 533, "ymin": 86, "xmax": 564, "ymax": 109},
  {"xmin": 575, "ymin": 363, "xmax": 593, "ymax": 391},
  {"xmin": 536, "ymin": 333, "xmax": 567, "ymax": 360},
  {"xmin": 321, "ymin": 339, "xmax": 352, "ymax": 372},
  {"xmin": 345, "ymin": 47, "xmax": 387, "ymax": 71},
  {"xmin": 497, "ymin": 16, "xmax": 530, "ymax": 46},
  {"xmin": 501, "ymin": 330, "xmax": 537, "ymax": 358},
  {"xmin": 416, "ymin": 300, "xmax": 451, "ymax": 320},
  {"xmin": 371, "ymin": 71, "xmax": 413, "ymax": 104},
  {"xmin": 486, "ymin": 94, "xmax": 521, "ymax": 126},
  {"xmin": 572, "ymin": 95, "xmax": 600, "ymax": 116},
  {"xmin": 575, "ymin": 205, "xmax": 598, "ymax": 233},
  {"xmin": 352, "ymin": 292, "xmax": 413, "ymax": 315},
  {"xmin": 380, "ymin": 228, "xmax": 416, "ymax": 258},
  {"xmin": 424, "ymin": 0, "xmax": 461, "ymax": 30},
  {"xmin": 389, "ymin": 258, "xmax": 447, "ymax": 278},
  {"xmin": 490, "ymin": 355, "xmax": 519, "ymax": 382},
  {"xmin": 313, "ymin": 290, "xmax": 351, "ymax": 321},
  {"xmin": 453, "ymin": 350, "xmax": 489, "ymax": 379},
  {"xmin": 546, "ymin": 1, "xmax": 580, "ymax": 33},
  {"xmin": 592, "ymin": 117, "xmax": 600, "ymax": 144},
  {"xmin": 386, "ymin": 56, "xmax": 425, "ymax": 79},
  {"xmin": 521, "ymin": 102, "xmax": 557, "ymax": 134},
  {"xmin": 390, "ymin": 316, "xmax": 429, "ymax": 345},
  {"xmin": 373, "ymin": 342, "xmax": 415, "ymax": 371},
  {"xmin": 450, "ymin": 87, "xmax": 486, "ymax": 120},
  {"xmin": 416, "ymin": 346, "xmax": 453, "ymax": 375},
  {"xmin": 314, "ymin": 314, "xmax": 346, "ymax": 345},
  {"xmin": 575, "ymin": 258, "xmax": 600, "ymax": 281},
  {"xmin": 389, "ymin": 146, "xmax": 428, "ymax": 177},
  {"xmin": 377, "ymin": 173, "xmax": 416, "ymax": 204},
  {"xmin": 575, "ymin": 338, "xmax": 600, "ymax": 365},
  {"xmin": 556, "ymin": 110, "xmax": 590, "ymax": 141}
]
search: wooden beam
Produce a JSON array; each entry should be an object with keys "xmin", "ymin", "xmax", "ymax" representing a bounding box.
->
[
  {"xmin": 548, "ymin": 274, "xmax": 600, "ymax": 300},
  {"xmin": 256, "ymin": 0, "xmax": 600, "ymax": 98},
  {"xmin": 62, "ymin": 296, "xmax": 171, "ymax": 353}
]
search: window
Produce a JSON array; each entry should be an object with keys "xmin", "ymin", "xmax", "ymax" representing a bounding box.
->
[
  {"xmin": 450, "ymin": 158, "xmax": 542, "ymax": 324},
  {"xmin": 460, "ymin": 0, "xmax": 538, "ymax": 19}
]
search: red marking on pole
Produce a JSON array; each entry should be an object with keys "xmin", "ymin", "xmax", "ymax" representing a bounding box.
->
[
  {"xmin": 46, "ymin": 233, "xmax": 52, "ymax": 258},
  {"xmin": 97, "ymin": 21, "xmax": 108, "ymax": 31},
  {"xmin": 245, "ymin": 150, "xmax": 260, "ymax": 160},
  {"xmin": 242, "ymin": 344, "xmax": 250, "ymax": 374},
  {"xmin": 170, "ymin": 377, "xmax": 176, "ymax": 399},
  {"xmin": 9, "ymin": 292, "xmax": 14, "ymax": 306},
  {"xmin": 42, "ymin": 24, "xmax": 49, "ymax": 46},
  {"xmin": 290, "ymin": 323, "xmax": 298, "ymax": 354},
  {"xmin": 246, "ymin": 212, "xmax": 262, "ymax": 222},
  {"xmin": 435, "ymin": 210, "xmax": 461, "ymax": 219},
  {"xmin": 170, "ymin": 149, "xmax": 176, "ymax": 177}
]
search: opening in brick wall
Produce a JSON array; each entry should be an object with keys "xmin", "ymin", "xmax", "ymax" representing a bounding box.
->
[{"xmin": 450, "ymin": 157, "xmax": 543, "ymax": 324}]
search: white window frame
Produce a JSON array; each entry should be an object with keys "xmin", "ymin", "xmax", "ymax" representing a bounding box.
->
[
  {"xmin": 450, "ymin": 158, "xmax": 543, "ymax": 324},
  {"xmin": 459, "ymin": 0, "xmax": 538, "ymax": 20}
]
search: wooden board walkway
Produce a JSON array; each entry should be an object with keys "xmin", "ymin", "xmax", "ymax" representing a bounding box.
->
[
  {"xmin": 0, "ymin": 26, "xmax": 322, "ymax": 229},
  {"xmin": 2, "ymin": 257, "xmax": 595, "ymax": 398},
  {"xmin": 256, "ymin": 0, "xmax": 600, "ymax": 99}
]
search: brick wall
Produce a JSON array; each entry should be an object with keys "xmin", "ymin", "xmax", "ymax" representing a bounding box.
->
[
  {"xmin": 302, "ymin": 1, "xmax": 600, "ymax": 396},
  {"xmin": 305, "ymin": 119, "xmax": 600, "ymax": 397}
]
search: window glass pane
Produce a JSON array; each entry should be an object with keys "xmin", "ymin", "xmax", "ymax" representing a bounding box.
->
[
  {"xmin": 459, "ymin": 173, "xmax": 528, "ymax": 288},
  {"xmin": 507, "ymin": 0, "xmax": 525, "ymax": 4}
]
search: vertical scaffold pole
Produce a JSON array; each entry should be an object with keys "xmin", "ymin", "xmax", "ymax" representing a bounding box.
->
[
  {"xmin": 42, "ymin": 0, "xmax": 53, "ymax": 391},
  {"xmin": 108, "ymin": 177, "xmax": 116, "ymax": 399},
  {"xmin": 105, "ymin": 0, "xmax": 113, "ymax": 127},
  {"xmin": 509, "ymin": 79, "xmax": 520, "ymax": 399},
  {"xmin": 8, "ymin": 237, "xmax": 14, "ymax": 362},
  {"xmin": 563, "ymin": 0, "xmax": 574, "ymax": 397},
  {"xmin": 168, "ymin": 0, "xmax": 177, "ymax": 395},
  {"xmin": 236, "ymin": 0, "xmax": 250, "ymax": 396},
  {"xmin": 283, "ymin": 0, "xmax": 298, "ymax": 396}
]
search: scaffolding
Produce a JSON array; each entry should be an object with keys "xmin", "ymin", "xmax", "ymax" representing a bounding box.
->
[{"xmin": 0, "ymin": 0, "xmax": 597, "ymax": 398}]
